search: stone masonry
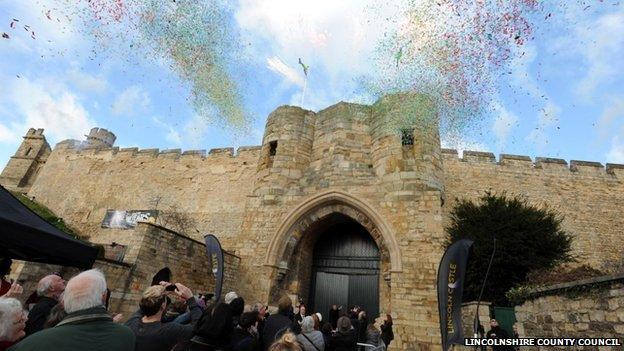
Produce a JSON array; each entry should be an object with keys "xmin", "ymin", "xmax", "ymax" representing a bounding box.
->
[
  {"xmin": 515, "ymin": 276, "xmax": 624, "ymax": 351},
  {"xmin": 2, "ymin": 92, "xmax": 624, "ymax": 350}
]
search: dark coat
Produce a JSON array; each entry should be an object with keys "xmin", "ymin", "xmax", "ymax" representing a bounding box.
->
[
  {"xmin": 380, "ymin": 321, "xmax": 393, "ymax": 347},
  {"xmin": 24, "ymin": 297, "xmax": 57, "ymax": 336},
  {"xmin": 487, "ymin": 326, "xmax": 513, "ymax": 351},
  {"xmin": 262, "ymin": 312, "xmax": 297, "ymax": 350},
  {"xmin": 9, "ymin": 306, "xmax": 135, "ymax": 351},
  {"xmin": 230, "ymin": 328, "xmax": 259, "ymax": 351},
  {"xmin": 327, "ymin": 330, "xmax": 356, "ymax": 351},
  {"xmin": 328, "ymin": 309, "xmax": 339, "ymax": 330},
  {"xmin": 125, "ymin": 297, "xmax": 203, "ymax": 351}
]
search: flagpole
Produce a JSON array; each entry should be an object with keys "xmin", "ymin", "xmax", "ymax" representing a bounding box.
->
[{"xmin": 301, "ymin": 76, "xmax": 308, "ymax": 107}]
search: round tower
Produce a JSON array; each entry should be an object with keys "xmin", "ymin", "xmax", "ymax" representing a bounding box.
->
[
  {"xmin": 255, "ymin": 106, "xmax": 315, "ymax": 204},
  {"xmin": 84, "ymin": 127, "xmax": 116, "ymax": 148},
  {"xmin": 369, "ymin": 92, "xmax": 443, "ymax": 196}
]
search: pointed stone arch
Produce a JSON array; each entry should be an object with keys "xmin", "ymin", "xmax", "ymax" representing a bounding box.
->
[{"xmin": 264, "ymin": 190, "xmax": 403, "ymax": 275}]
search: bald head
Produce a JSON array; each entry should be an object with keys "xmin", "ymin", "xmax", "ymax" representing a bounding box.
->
[
  {"xmin": 37, "ymin": 274, "xmax": 65, "ymax": 299},
  {"xmin": 63, "ymin": 269, "xmax": 107, "ymax": 314}
]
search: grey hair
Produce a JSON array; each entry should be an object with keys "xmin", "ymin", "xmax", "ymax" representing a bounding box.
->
[
  {"xmin": 36, "ymin": 275, "xmax": 56, "ymax": 296},
  {"xmin": 63, "ymin": 269, "xmax": 107, "ymax": 314},
  {"xmin": 301, "ymin": 316, "xmax": 315, "ymax": 333},
  {"xmin": 0, "ymin": 298, "xmax": 23, "ymax": 341},
  {"xmin": 224, "ymin": 291, "xmax": 238, "ymax": 304}
]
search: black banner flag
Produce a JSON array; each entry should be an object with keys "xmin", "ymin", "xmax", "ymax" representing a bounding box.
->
[
  {"xmin": 437, "ymin": 239, "xmax": 473, "ymax": 351},
  {"xmin": 204, "ymin": 234, "xmax": 225, "ymax": 301}
]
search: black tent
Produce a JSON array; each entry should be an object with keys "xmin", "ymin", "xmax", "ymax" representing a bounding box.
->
[{"xmin": 0, "ymin": 185, "xmax": 98, "ymax": 269}]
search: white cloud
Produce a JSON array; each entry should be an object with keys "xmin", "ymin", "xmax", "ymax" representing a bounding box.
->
[
  {"xmin": 526, "ymin": 102, "xmax": 562, "ymax": 148},
  {"xmin": 111, "ymin": 85, "xmax": 151, "ymax": 116},
  {"xmin": 607, "ymin": 136, "xmax": 624, "ymax": 163},
  {"xmin": 2, "ymin": 78, "xmax": 96, "ymax": 143},
  {"xmin": 152, "ymin": 117, "xmax": 181, "ymax": 145},
  {"xmin": 0, "ymin": 123, "xmax": 18, "ymax": 143},
  {"xmin": 67, "ymin": 69, "xmax": 108, "ymax": 94},
  {"xmin": 236, "ymin": 0, "xmax": 402, "ymax": 109},
  {"xmin": 266, "ymin": 56, "xmax": 305, "ymax": 87},
  {"xmin": 491, "ymin": 101, "xmax": 518, "ymax": 147},
  {"xmin": 595, "ymin": 96, "xmax": 624, "ymax": 139},
  {"xmin": 574, "ymin": 9, "xmax": 624, "ymax": 100}
]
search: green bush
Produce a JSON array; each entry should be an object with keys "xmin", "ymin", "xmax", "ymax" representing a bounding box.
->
[{"xmin": 446, "ymin": 191, "xmax": 573, "ymax": 306}]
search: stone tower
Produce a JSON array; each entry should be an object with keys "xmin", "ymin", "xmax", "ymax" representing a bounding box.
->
[
  {"xmin": 0, "ymin": 128, "xmax": 51, "ymax": 192},
  {"xmin": 83, "ymin": 127, "xmax": 116, "ymax": 148}
]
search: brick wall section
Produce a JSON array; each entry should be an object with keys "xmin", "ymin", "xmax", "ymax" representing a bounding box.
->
[
  {"xmin": 26, "ymin": 144, "xmax": 260, "ymax": 248},
  {"xmin": 515, "ymin": 278, "xmax": 624, "ymax": 351}
]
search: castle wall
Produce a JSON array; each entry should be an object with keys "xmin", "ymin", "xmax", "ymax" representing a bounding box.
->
[
  {"xmin": 4, "ymin": 93, "xmax": 624, "ymax": 351},
  {"xmin": 515, "ymin": 276, "xmax": 624, "ymax": 350},
  {"xmin": 26, "ymin": 144, "xmax": 261, "ymax": 251},
  {"xmin": 441, "ymin": 150, "xmax": 624, "ymax": 271}
]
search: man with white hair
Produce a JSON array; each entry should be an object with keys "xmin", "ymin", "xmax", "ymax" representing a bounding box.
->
[
  {"xmin": 24, "ymin": 274, "xmax": 65, "ymax": 336},
  {"xmin": 9, "ymin": 269, "xmax": 134, "ymax": 351}
]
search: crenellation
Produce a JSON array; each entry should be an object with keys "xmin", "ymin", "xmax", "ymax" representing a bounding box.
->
[
  {"xmin": 606, "ymin": 163, "xmax": 624, "ymax": 177},
  {"xmin": 208, "ymin": 147, "xmax": 235, "ymax": 157},
  {"xmin": 136, "ymin": 148, "xmax": 159, "ymax": 157},
  {"xmin": 499, "ymin": 154, "xmax": 533, "ymax": 167},
  {"xmin": 462, "ymin": 150, "xmax": 496, "ymax": 163},
  {"xmin": 570, "ymin": 160, "xmax": 604, "ymax": 174},
  {"xmin": 119, "ymin": 147, "xmax": 139, "ymax": 154},
  {"xmin": 182, "ymin": 149, "xmax": 206, "ymax": 156}
]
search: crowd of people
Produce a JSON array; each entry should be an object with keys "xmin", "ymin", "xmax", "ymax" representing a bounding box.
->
[
  {"xmin": 1, "ymin": 258, "xmax": 520, "ymax": 351},
  {"xmin": 0, "ymin": 258, "xmax": 393, "ymax": 351}
]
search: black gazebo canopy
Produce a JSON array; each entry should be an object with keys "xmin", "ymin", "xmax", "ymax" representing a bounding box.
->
[{"xmin": 0, "ymin": 185, "xmax": 98, "ymax": 269}]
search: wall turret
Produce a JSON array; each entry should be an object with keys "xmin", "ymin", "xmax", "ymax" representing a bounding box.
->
[
  {"xmin": 369, "ymin": 93, "xmax": 443, "ymax": 200},
  {"xmin": 84, "ymin": 127, "xmax": 116, "ymax": 148},
  {"xmin": 0, "ymin": 128, "xmax": 51, "ymax": 192},
  {"xmin": 255, "ymin": 106, "xmax": 315, "ymax": 204}
]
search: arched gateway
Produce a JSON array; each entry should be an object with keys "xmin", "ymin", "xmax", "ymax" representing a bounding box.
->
[{"xmin": 264, "ymin": 191, "xmax": 402, "ymax": 315}]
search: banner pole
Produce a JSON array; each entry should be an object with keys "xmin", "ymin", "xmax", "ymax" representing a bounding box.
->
[{"xmin": 473, "ymin": 237, "xmax": 496, "ymax": 341}]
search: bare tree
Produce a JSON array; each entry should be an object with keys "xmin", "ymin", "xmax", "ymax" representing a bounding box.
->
[{"xmin": 148, "ymin": 195, "xmax": 198, "ymax": 236}]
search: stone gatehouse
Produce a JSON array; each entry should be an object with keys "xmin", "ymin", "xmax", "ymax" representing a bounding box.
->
[{"xmin": 2, "ymin": 93, "xmax": 624, "ymax": 350}]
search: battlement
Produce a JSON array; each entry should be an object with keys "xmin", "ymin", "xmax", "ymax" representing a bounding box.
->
[
  {"xmin": 441, "ymin": 149, "xmax": 624, "ymax": 178},
  {"xmin": 25, "ymin": 128, "xmax": 45, "ymax": 138},
  {"xmin": 55, "ymin": 141, "xmax": 263, "ymax": 162}
]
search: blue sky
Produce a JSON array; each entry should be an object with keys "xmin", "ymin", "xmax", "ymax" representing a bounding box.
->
[{"xmin": 1, "ymin": 0, "xmax": 623, "ymax": 170}]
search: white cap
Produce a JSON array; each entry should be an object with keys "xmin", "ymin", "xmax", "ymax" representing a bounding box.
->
[
  {"xmin": 224, "ymin": 291, "xmax": 238, "ymax": 304},
  {"xmin": 315, "ymin": 312, "xmax": 322, "ymax": 322}
]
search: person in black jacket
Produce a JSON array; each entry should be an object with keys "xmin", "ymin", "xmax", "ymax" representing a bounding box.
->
[
  {"xmin": 24, "ymin": 274, "xmax": 65, "ymax": 336},
  {"xmin": 231, "ymin": 312, "xmax": 260, "ymax": 351},
  {"xmin": 328, "ymin": 305, "xmax": 339, "ymax": 331},
  {"xmin": 356, "ymin": 311, "xmax": 367, "ymax": 343},
  {"xmin": 262, "ymin": 296, "xmax": 299, "ymax": 350},
  {"xmin": 173, "ymin": 302, "xmax": 234, "ymax": 351},
  {"xmin": 380, "ymin": 314, "xmax": 393, "ymax": 348},
  {"xmin": 486, "ymin": 319, "xmax": 513, "ymax": 351},
  {"xmin": 125, "ymin": 282, "xmax": 202, "ymax": 351},
  {"xmin": 327, "ymin": 316, "xmax": 356, "ymax": 351}
]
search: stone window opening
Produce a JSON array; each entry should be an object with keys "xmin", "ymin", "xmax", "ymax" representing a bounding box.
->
[
  {"xmin": 269, "ymin": 140, "xmax": 278, "ymax": 156},
  {"xmin": 401, "ymin": 128, "xmax": 414, "ymax": 146},
  {"xmin": 25, "ymin": 147, "xmax": 33, "ymax": 156}
]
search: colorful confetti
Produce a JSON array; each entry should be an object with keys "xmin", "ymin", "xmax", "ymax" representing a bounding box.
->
[
  {"xmin": 41, "ymin": 0, "xmax": 250, "ymax": 129},
  {"xmin": 361, "ymin": 0, "xmax": 548, "ymax": 136}
]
